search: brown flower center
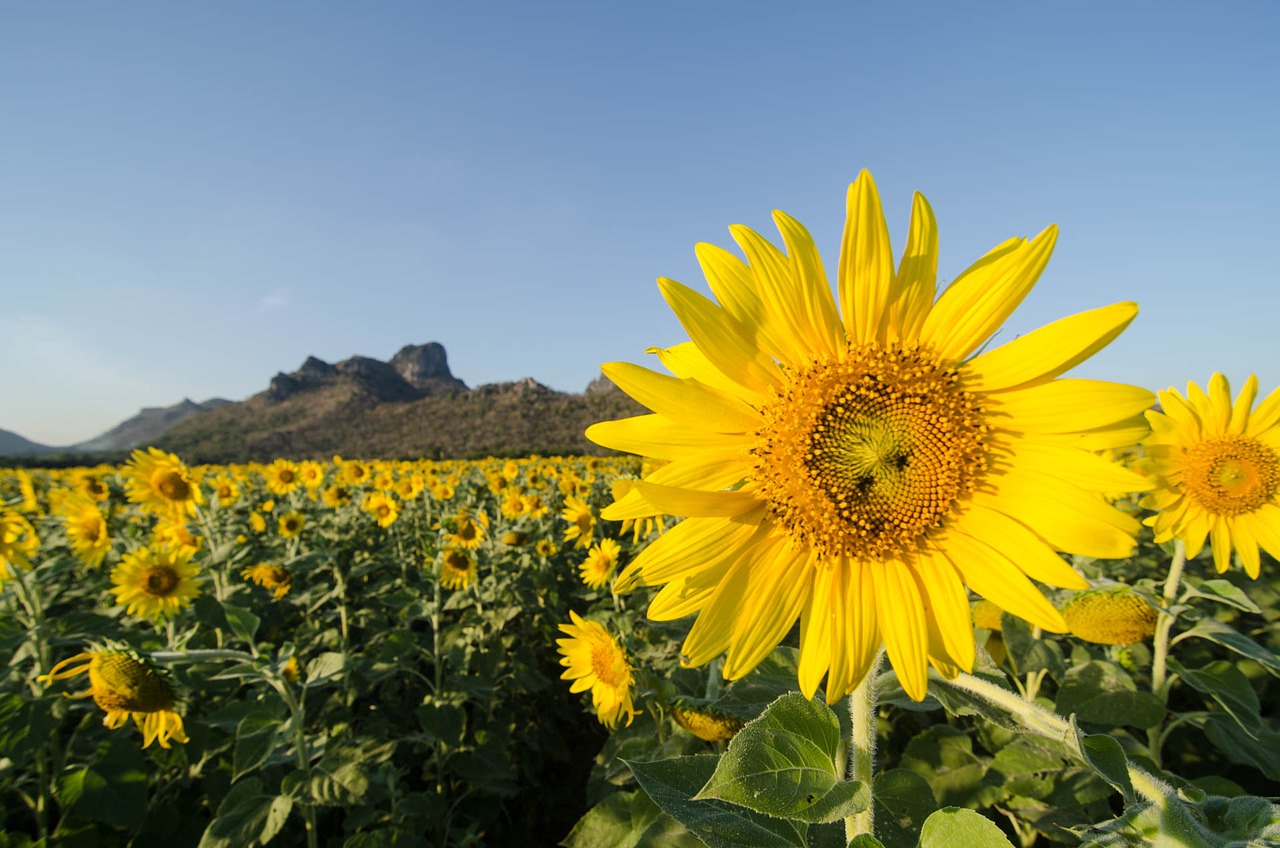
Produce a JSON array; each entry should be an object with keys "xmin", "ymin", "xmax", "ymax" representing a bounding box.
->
[
  {"xmin": 1182, "ymin": 435, "xmax": 1279, "ymax": 516},
  {"xmin": 142, "ymin": 566, "xmax": 181, "ymax": 597},
  {"xmin": 153, "ymin": 471, "xmax": 191, "ymax": 502}
]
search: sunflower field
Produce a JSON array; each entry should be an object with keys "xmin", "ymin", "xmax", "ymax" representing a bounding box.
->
[{"xmin": 5, "ymin": 171, "xmax": 1280, "ymax": 848}]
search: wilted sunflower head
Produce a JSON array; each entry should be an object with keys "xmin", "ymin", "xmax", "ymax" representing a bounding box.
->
[
  {"xmin": 1064, "ymin": 586, "xmax": 1157, "ymax": 645},
  {"xmin": 242, "ymin": 563, "xmax": 293, "ymax": 600},
  {"xmin": 39, "ymin": 647, "xmax": 188, "ymax": 749}
]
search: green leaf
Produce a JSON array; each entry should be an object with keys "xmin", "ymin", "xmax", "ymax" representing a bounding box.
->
[
  {"xmin": 560, "ymin": 791, "xmax": 703, "ymax": 848},
  {"xmin": 1202, "ymin": 715, "xmax": 1280, "ymax": 780},
  {"xmin": 695, "ymin": 692, "xmax": 867, "ymax": 824},
  {"xmin": 1054, "ymin": 661, "xmax": 1166, "ymax": 729},
  {"xmin": 872, "ymin": 769, "xmax": 938, "ymax": 848},
  {"xmin": 1001, "ymin": 615, "xmax": 1066, "ymax": 680},
  {"xmin": 222, "ymin": 601, "xmax": 261, "ymax": 644},
  {"xmin": 198, "ymin": 777, "xmax": 284, "ymax": 848},
  {"xmin": 1181, "ymin": 579, "xmax": 1263, "ymax": 614},
  {"xmin": 900, "ymin": 726, "xmax": 1000, "ymax": 809},
  {"xmin": 55, "ymin": 763, "xmax": 148, "ymax": 830},
  {"xmin": 233, "ymin": 713, "xmax": 281, "ymax": 781},
  {"xmin": 1068, "ymin": 716, "xmax": 1135, "ymax": 805},
  {"xmin": 1174, "ymin": 617, "xmax": 1280, "ymax": 677},
  {"xmin": 305, "ymin": 651, "xmax": 346, "ymax": 685},
  {"xmin": 1169, "ymin": 659, "xmax": 1263, "ymax": 738},
  {"xmin": 846, "ymin": 837, "xmax": 886, "ymax": 848},
  {"xmin": 918, "ymin": 808, "xmax": 1015, "ymax": 848},
  {"xmin": 628, "ymin": 756, "xmax": 808, "ymax": 848}
]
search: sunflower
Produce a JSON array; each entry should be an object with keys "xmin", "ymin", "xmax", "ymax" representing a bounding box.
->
[
  {"xmin": 242, "ymin": 563, "xmax": 293, "ymax": 599},
  {"xmin": 448, "ymin": 510, "xmax": 489, "ymax": 549},
  {"xmin": 363, "ymin": 492, "xmax": 400, "ymax": 528},
  {"xmin": 671, "ymin": 702, "xmax": 745, "ymax": 742},
  {"xmin": 588, "ymin": 170, "xmax": 1154, "ymax": 702},
  {"xmin": 560, "ymin": 496, "xmax": 596, "ymax": 549},
  {"xmin": 0, "ymin": 511, "xmax": 39, "ymax": 580},
  {"xmin": 207, "ymin": 474, "xmax": 241, "ymax": 507},
  {"xmin": 74, "ymin": 472, "xmax": 112, "ymax": 502},
  {"xmin": 322, "ymin": 484, "xmax": 353, "ymax": 508},
  {"xmin": 440, "ymin": 547, "xmax": 477, "ymax": 589},
  {"xmin": 579, "ymin": 538, "xmax": 622, "ymax": 590},
  {"xmin": 110, "ymin": 546, "xmax": 201, "ymax": 621},
  {"xmin": 39, "ymin": 649, "xmax": 188, "ymax": 748},
  {"xmin": 556, "ymin": 611, "xmax": 638, "ymax": 728},
  {"xmin": 264, "ymin": 460, "xmax": 302, "ymax": 496},
  {"xmin": 249, "ymin": 511, "xmax": 268, "ymax": 534},
  {"xmin": 536, "ymin": 538, "xmax": 559, "ymax": 558},
  {"xmin": 1063, "ymin": 586, "xmax": 1157, "ymax": 645},
  {"xmin": 123, "ymin": 447, "xmax": 202, "ymax": 518},
  {"xmin": 152, "ymin": 516, "xmax": 203, "ymax": 557},
  {"xmin": 1141, "ymin": 373, "xmax": 1280, "ymax": 578},
  {"xmin": 277, "ymin": 511, "xmax": 306, "ymax": 538},
  {"xmin": 298, "ymin": 460, "xmax": 326, "ymax": 490},
  {"xmin": 62, "ymin": 496, "xmax": 111, "ymax": 568}
]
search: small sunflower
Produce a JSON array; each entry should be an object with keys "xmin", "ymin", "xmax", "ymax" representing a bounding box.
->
[
  {"xmin": 503, "ymin": 530, "xmax": 529, "ymax": 547},
  {"xmin": 556, "ymin": 611, "xmax": 638, "ymax": 729},
  {"xmin": 560, "ymin": 496, "xmax": 596, "ymax": 549},
  {"xmin": 277, "ymin": 511, "xmax": 306, "ymax": 538},
  {"xmin": 242, "ymin": 563, "xmax": 293, "ymax": 600},
  {"xmin": 579, "ymin": 538, "xmax": 622, "ymax": 590},
  {"xmin": 40, "ymin": 649, "xmax": 188, "ymax": 749},
  {"xmin": 110, "ymin": 546, "xmax": 201, "ymax": 621},
  {"xmin": 1063, "ymin": 587, "xmax": 1158, "ymax": 645},
  {"xmin": 322, "ymin": 484, "xmax": 353, "ymax": 508},
  {"xmin": 207, "ymin": 475, "xmax": 241, "ymax": 507},
  {"xmin": 440, "ymin": 547, "xmax": 477, "ymax": 590},
  {"xmin": 363, "ymin": 492, "xmax": 400, "ymax": 528},
  {"xmin": 152, "ymin": 516, "xmax": 203, "ymax": 557},
  {"xmin": 448, "ymin": 511, "xmax": 489, "ymax": 549},
  {"xmin": 62, "ymin": 496, "xmax": 111, "ymax": 568},
  {"xmin": 249, "ymin": 512, "xmax": 268, "ymax": 534},
  {"xmin": 0, "ymin": 511, "xmax": 39, "ymax": 580},
  {"xmin": 1142, "ymin": 373, "xmax": 1280, "ymax": 578},
  {"xmin": 264, "ymin": 459, "xmax": 302, "ymax": 496},
  {"xmin": 123, "ymin": 448, "xmax": 202, "ymax": 518},
  {"xmin": 671, "ymin": 702, "xmax": 745, "ymax": 742},
  {"xmin": 536, "ymin": 538, "xmax": 559, "ymax": 558},
  {"xmin": 298, "ymin": 460, "xmax": 326, "ymax": 490}
]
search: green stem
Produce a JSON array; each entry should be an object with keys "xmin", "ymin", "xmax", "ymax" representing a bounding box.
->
[
  {"xmin": 273, "ymin": 673, "xmax": 319, "ymax": 848},
  {"xmin": 1147, "ymin": 539, "xmax": 1187, "ymax": 766},
  {"xmin": 844, "ymin": 651, "xmax": 883, "ymax": 841}
]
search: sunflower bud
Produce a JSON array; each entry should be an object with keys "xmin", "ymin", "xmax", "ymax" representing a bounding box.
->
[
  {"xmin": 671, "ymin": 703, "xmax": 745, "ymax": 742},
  {"xmin": 1064, "ymin": 587, "xmax": 1157, "ymax": 645}
]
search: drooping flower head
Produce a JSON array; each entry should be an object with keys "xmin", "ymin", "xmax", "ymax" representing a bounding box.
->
[
  {"xmin": 1141, "ymin": 373, "xmax": 1280, "ymax": 578},
  {"xmin": 556, "ymin": 611, "xmax": 638, "ymax": 728},
  {"xmin": 1063, "ymin": 586, "xmax": 1157, "ymax": 645},
  {"xmin": 560, "ymin": 496, "xmax": 596, "ymax": 549},
  {"xmin": 110, "ymin": 546, "xmax": 201, "ymax": 621},
  {"xmin": 123, "ymin": 448, "xmax": 202, "ymax": 519},
  {"xmin": 61, "ymin": 495, "xmax": 111, "ymax": 568},
  {"xmin": 589, "ymin": 170, "xmax": 1154, "ymax": 701},
  {"xmin": 242, "ymin": 563, "xmax": 293, "ymax": 600},
  {"xmin": 40, "ymin": 648, "xmax": 189, "ymax": 749}
]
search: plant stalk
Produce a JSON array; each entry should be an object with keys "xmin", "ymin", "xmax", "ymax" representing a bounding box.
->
[{"xmin": 844, "ymin": 651, "xmax": 883, "ymax": 841}]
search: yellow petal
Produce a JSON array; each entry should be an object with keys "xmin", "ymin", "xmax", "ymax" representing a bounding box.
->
[
  {"xmin": 1246, "ymin": 384, "xmax": 1280, "ymax": 437},
  {"xmin": 1228, "ymin": 375, "xmax": 1259, "ymax": 435},
  {"xmin": 873, "ymin": 559, "xmax": 929, "ymax": 701},
  {"xmin": 950, "ymin": 502, "xmax": 1089, "ymax": 589},
  {"xmin": 838, "ymin": 170, "xmax": 895, "ymax": 345},
  {"xmin": 586, "ymin": 414, "xmax": 756, "ymax": 459},
  {"xmin": 920, "ymin": 228, "xmax": 1055, "ymax": 362},
  {"xmin": 731, "ymin": 224, "xmax": 817, "ymax": 366},
  {"xmin": 615, "ymin": 515, "xmax": 760, "ymax": 591},
  {"xmin": 966, "ymin": 303, "xmax": 1139, "ymax": 393},
  {"xmin": 1207, "ymin": 374, "xmax": 1233, "ymax": 434},
  {"xmin": 1238, "ymin": 504, "xmax": 1280, "ymax": 568},
  {"xmin": 648, "ymin": 342, "xmax": 751, "ymax": 398},
  {"xmin": 938, "ymin": 531, "xmax": 1067, "ymax": 632},
  {"xmin": 724, "ymin": 539, "xmax": 813, "ymax": 679},
  {"xmin": 681, "ymin": 551, "xmax": 759, "ymax": 666},
  {"xmin": 991, "ymin": 379, "xmax": 1156, "ymax": 434},
  {"xmin": 773, "ymin": 210, "xmax": 843, "ymax": 358},
  {"xmin": 696, "ymin": 241, "xmax": 784, "ymax": 360},
  {"xmin": 913, "ymin": 549, "xmax": 975, "ymax": 674},
  {"xmin": 890, "ymin": 192, "xmax": 938, "ymax": 339},
  {"xmin": 1001, "ymin": 442, "xmax": 1154, "ymax": 493},
  {"xmin": 971, "ymin": 472, "xmax": 1140, "ymax": 560},
  {"xmin": 657, "ymin": 278, "xmax": 780, "ymax": 397},
  {"xmin": 601, "ymin": 362, "xmax": 761, "ymax": 433},
  {"xmin": 798, "ymin": 561, "xmax": 839, "ymax": 699},
  {"xmin": 603, "ymin": 481, "xmax": 760, "ymax": 520}
]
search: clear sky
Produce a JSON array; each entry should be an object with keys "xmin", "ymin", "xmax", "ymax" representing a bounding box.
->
[{"xmin": 3, "ymin": 2, "xmax": 1277, "ymax": 446}]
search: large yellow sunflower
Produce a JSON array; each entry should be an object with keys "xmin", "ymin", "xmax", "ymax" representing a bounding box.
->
[
  {"xmin": 588, "ymin": 170, "xmax": 1154, "ymax": 702},
  {"xmin": 123, "ymin": 448, "xmax": 202, "ymax": 518},
  {"xmin": 110, "ymin": 546, "xmax": 202, "ymax": 621},
  {"xmin": 1141, "ymin": 373, "xmax": 1280, "ymax": 578},
  {"xmin": 40, "ymin": 649, "xmax": 188, "ymax": 749}
]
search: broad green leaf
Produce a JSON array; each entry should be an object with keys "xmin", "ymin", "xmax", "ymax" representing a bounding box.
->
[
  {"xmin": 872, "ymin": 769, "xmax": 937, "ymax": 848},
  {"xmin": 628, "ymin": 756, "xmax": 808, "ymax": 848},
  {"xmin": 55, "ymin": 763, "xmax": 148, "ymax": 830},
  {"xmin": 1182, "ymin": 579, "xmax": 1264, "ymax": 613},
  {"xmin": 1001, "ymin": 616, "xmax": 1066, "ymax": 680},
  {"xmin": 305, "ymin": 651, "xmax": 346, "ymax": 685},
  {"xmin": 260, "ymin": 796, "xmax": 293, "ymax": 846},
  {"xmin": 1069, "ymin": 716, "xmax": 1135, "ymax": 805},
  {"xmin": 1174, "ymin": 618, "xmax": 1280, "ymax": 677},
  {"xmin": 198, "ymin": 777, "xmax": 280, "ymax": 848},
  {"xmin": 695, "ymin": 692, "xmax": 867, "ymax": 824},
  {"xmin": 222, "ymin": 602, "xmax": 261, "ymax": 644},
  {"xmin": 1202, "ymin": 716, "xmax": 1280, "ymax": 780},
  {"xmin": 1055, "ymin": 661, "xmax": 1165, "ymax": 729},
  {"xmin": 918, "ymin": 808, "xmax": 1015, "ymax": 848},
  {"xmin": 1168, "ymin": 659, "xmax": 1263, "ymax": 738},
  {"xmin": 233, "ymin": 713, "xmax": 281, "ymax": 781},
  {"xmin": 900, "ymin": 726, "xmax": 1000, "ymax": 809},
  {"xmin": 560, "ymin": 791, "xmax": 702, "ymax": 848},
  {"xmin": 847, "ymin": 837, "xmax": 887, "ymax": 848}
]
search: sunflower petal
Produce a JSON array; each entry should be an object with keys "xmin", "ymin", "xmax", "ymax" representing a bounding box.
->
[
  {"xmin": 873, "ymin": 559, "xmax": 929, "ymax": 701},
  {"xmin": 658, "ymin": 278, "xmax": 780, "ymax": 396},
  {"xmin": 601, "ymin": 362, "xmax": 761, "ymax": 433},
  {"xmin": 838, "ymin": 170, "xmax": 895, "ymax": 345},
  {"xmin": 890, "ymin": 192, "xmax": 939, "ymax": 339},
  {"xmin": 587, "ymin": 414, "xmax": 755, "ymax": 459}
]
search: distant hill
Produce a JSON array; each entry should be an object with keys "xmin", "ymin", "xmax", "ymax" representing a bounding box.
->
[
  {"xmin": 0, "ymin": 428, "xmax": 56, "ymax": 457},
  {"xmin": 155, "ymin": 343, "xmax": 644, "ymax": 462},
  {"xmin": 71, "ymin": 398, "xmax": 232, "ymax": 453}
]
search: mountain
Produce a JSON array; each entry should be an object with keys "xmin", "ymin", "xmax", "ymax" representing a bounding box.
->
[
  {"xmin": 155, "ymin": 343, "xmax": 644, "ymax": 462},
  {"xmin": 71, "ymin": 398, "xmax": 232, "ymax": 453},
  {"xmin": 0, "ymin": 428, "xmax": 57, "ymax": 457}
]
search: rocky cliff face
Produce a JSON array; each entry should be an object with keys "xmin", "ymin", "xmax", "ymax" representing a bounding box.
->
[{"xmin": 267, "ymin": 343, "xmax": 468, "ymax": 404}]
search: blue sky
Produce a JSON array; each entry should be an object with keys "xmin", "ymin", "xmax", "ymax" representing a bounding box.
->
[{"xmin": 3, "ymin": 2, "xmax": 1277, "ymax": 446}]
